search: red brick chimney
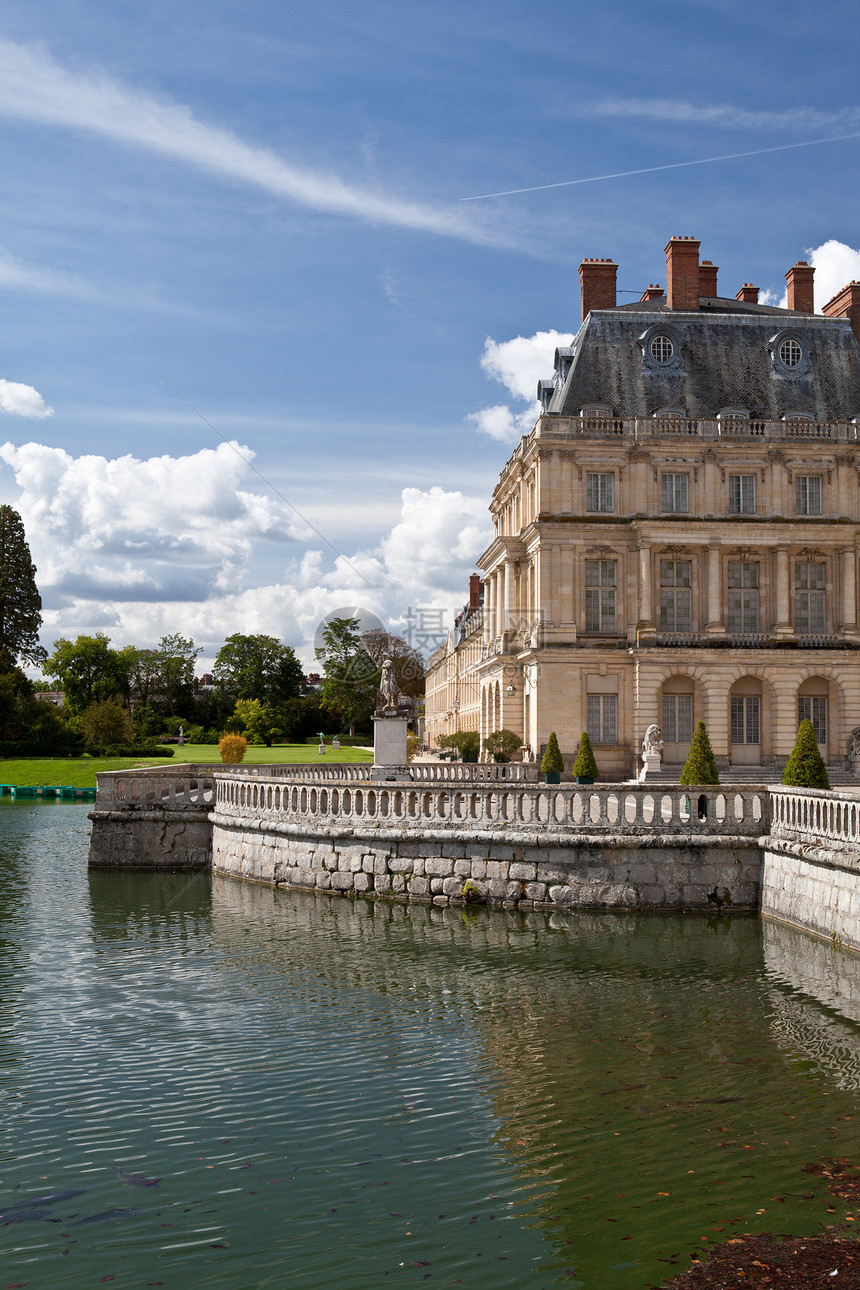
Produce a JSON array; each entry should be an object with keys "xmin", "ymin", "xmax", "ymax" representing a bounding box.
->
[
  {"xmin": 736, "ymin": 283, "xmax": 759, "ymax": 304},
  {"xmin": 822, "ymin": 281, "xmax": 860, "ymax": 345},
  {"xmin": 786, "ymin": 261, "xmax": 815, "ymax": 314},
  {"xmin": 469, "ymin": 573, "xmax": 483, "ymax": 611},
  {"xmin": 579, "ymin": 258, "xmax": 617, "ymax": 322},
  {"xmin": 665, "ymin": 237, "xmax": 701, "ymax": 310},
  {"xmin": 640, "ymin": 283, "xmax": 663, "ymax": 301},
  {"xmin": 699, "ymin": 260, "xmax": 718, "ymax": 298}
]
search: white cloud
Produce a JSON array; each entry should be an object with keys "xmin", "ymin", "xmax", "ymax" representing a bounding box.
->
[
  {"xmin": 468, "ymin": 329, "xmax": 569, "ymax": 444},
  {"xmin": 0, "ymin": 437, "xmax": 489, "ymax": 668},
  {"xmin": 587, "ymin": 98, "xmax": 860, "ymax": 134},
  {"xmin": 0, "ymin": 247, "xmax": 100, "ymax": 301},
  {"xmin": 0, "ymin": 380, "xmax": 53, "ymax": 418},
  {"xmin": 807, "ymin": 240, "xmax": 860, "ymax": 309},
  {"xmin": 0, "ymin": 37, "xmax": 505, "ymax": 249}
]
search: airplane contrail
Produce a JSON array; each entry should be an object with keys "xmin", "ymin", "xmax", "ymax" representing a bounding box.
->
[{"xmin": 462, "ymin": 131, "xmax": 860, "ymax": 200}]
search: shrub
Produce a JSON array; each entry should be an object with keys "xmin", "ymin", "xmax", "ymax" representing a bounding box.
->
[
  {"xmin": 679, "ymin": 721, "xmax": 719, "ymax": 785},
  {"xmin": 541, "ymin": 731, "xmax": 564, "ymax": 775},
  {"xmin": 406, "ymin": 732, "xmax": 420, "ymax": 761},
  {"xmin": 572, "ymin": 731, "xmax": 599, "ymax": 780},
  {"xmin": 452, "ymin": 730, "xmax": 480, "ymax": 763},
  {"xmin": 782, "ymin": 719, "xmax": 830, "ymax": 789},
  {"xmin": 102, "ymin": 745, "xmax": 175, "ymax": 759},
  {"xmin": 482, "ymin": 728, "xmax": 522, "ymax": 763},
  {"xmin": 219, "ymin": 734, "xmax": 248, "ymax": 764}
]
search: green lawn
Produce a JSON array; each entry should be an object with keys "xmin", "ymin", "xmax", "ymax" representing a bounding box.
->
[{"xmin": 0, "ymin": 742, "xmax": 374, "ymax": 789}]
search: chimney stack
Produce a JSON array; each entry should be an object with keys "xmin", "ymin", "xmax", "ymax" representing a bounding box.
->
[
  {"xmin": 469, "ymin": 573, "xmax": 483, "ymax": 612},
  {"xmin": 699, "ymin": 259, "xmax": 718, "ymax": 298},
  {"xmin": 640, "ymin": 283, "xmax": 663, "ymax": 301},
  {"xmin": 736, "ymin": 283, "xmax": 759, "ymax": 304},
  {"xmin": 665, "ymin": 237, "xmax": 701, "ymax": 310},
  {"xmin": 579, "ymin": 258, "xmax": 617, "ymax": 322},
  {"xmin": 822, "ymin": 281, "xmax": 860, "ymax": 345},
  {"xmin": 786, "ymin": 261, "xmax": 815, "ymax": 314}
]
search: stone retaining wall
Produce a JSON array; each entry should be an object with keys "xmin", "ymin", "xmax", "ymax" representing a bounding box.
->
[{"xmin": 210, "ymin": 813, "xmax": 761, "ymax": 912}]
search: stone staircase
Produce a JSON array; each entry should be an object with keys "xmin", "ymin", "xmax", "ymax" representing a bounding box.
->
[{"xmin": 658, "ymin": 764, "xmax": 858, "ymax": 787}]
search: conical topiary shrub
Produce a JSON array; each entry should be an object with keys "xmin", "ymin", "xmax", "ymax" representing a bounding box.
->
[
  {"xmin": 679, "ymin": 720, "xmax": 719, "ymax": 785},
  {"xmin": 572, "ymin": 731, "xmax": 599, "ymax": 783},
  {"xmin": 541, "ymin": 731, "xmax": 564, "ymax": 783},
  {"xmin": 782, "ymin": 719, "xmax": 830, "ymax": 789}
]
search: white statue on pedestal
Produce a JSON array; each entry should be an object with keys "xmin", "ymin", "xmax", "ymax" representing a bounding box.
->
[
  {"xmin": 639, "ymin": 724, "xmax": 664, "ymax": 782},
  {"xmin": 376, "ymin": 658, "xmax": 400, "ymax": 714}
]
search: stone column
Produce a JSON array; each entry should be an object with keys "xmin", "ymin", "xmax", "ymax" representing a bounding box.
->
[
  {"xmin": 637, "ymin": 544, "xmax": 655, "ymax": 642},
  {"xmin": 843, "ymin": 548, "xmax": 858, "ymax": 637},
  {"xmin": 706, "ymin": 545, "xmax": 725, "ymax": 636},
  {"xmin": 483, "ymin": 575, "xmax": 493, "ymax": 645},
  {"xmin": 773, "ymin": 544, "xmax": 792, "ymax": 637},
  {"xmin": 503, "ymin": 560, "xmax": 515, "ymax": 640}
]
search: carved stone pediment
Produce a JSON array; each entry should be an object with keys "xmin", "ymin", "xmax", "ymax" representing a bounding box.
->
[
  {"xmin": 659, "ymin": 544, "xmax": 693, "ymax": 557},
  {"xmin": 585, "ymin": 544, "xmax": 616, "ymax": 557},
  {"xmin": 797, "ymin": 545, "xmax": 824, "ymax": 561},
  {"xmin": 729, "ymin": 547, "xmax": 757, "ymax": 563}
]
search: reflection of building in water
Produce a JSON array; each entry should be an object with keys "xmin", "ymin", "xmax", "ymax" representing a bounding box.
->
[
  {"xmin": 427, "ymin": 237, "xmax": 860, "ymax": 778},
  {"xmin": 763, "ymin": 920, "xmax": 860, "ymax": 1089}
]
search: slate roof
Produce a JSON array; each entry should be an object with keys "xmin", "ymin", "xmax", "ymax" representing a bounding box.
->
[{"xmin": 546, "ymin": 299, "xmax": 860, "ymax": 422}]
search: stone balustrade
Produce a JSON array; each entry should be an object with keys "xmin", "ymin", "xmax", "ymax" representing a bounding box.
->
[
  {"xmin": 214, "ymin": 776, "xmax": 767, "ymax": 838},
  {"xmin": 768, "ymin": 786, "xmax": 860, "ymax": 853},
  {"xmin": 94, "ymin": 765, "xmax": 218, "ymax": 810},
  {"xmin": 536, "ymin": 414, "xmax": 857, "ymax": 444}
]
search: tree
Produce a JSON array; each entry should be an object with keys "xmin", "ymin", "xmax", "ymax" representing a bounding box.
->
[
  {"xmin": 232, "ymin": 698, "xmax": 284, "ymax": 747},
  {"xmin": 572, "ymin": 732, "xmax": 599, "ymax": 780},
  {"xmin": 359, "ymin": 629, "xmax": 425, "ymax": 699},
  {"xmin": 541, "ymin": 731, "xmax": 565, "ymax": 775},
  {"xmin": 214, "ymin": 633, "xmax": 304, "ymax": 707},
  {"xmin": 482, "ymin": 728, "xmax": 522, "ymax": 763},
  {"xmin": 783, "ymin": 718, "xmax": 830, "ymax": 789},
  {"xmin": 680, "ymin": 720, "xmax": 720, "ymax": 785},
  {"xmin": 45, "ymin": 634, "xmax": 127, "ymax": 714},
  {"xmin": 0, "ymin": 505, "xmax": 46, "ymax": 669},
  {"xmin": 315, "ymin": 616, "xmax": 377, "ymax": 735},
  {"xmin": 81, "ymin": 698, "xmax": 134, "ymax": 749},
  {"xmin": 154, "ymin": 634, "xmax": 200, "ymax": 716}
]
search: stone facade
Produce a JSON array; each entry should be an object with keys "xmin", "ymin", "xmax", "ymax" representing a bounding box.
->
[{"xmin": 426, "ymin": 236, "xmax": 860, "ymax": 778}]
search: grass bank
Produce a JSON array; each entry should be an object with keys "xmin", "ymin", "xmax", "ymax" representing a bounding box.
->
[{"xmin": 0, "ymin": 743, "xmax": 374, "ymax": 790}]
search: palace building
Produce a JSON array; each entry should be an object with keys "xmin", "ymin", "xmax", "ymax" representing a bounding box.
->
[{"xmin": 425, "ymin": 236, "xmax": 860, "ymax": 778}]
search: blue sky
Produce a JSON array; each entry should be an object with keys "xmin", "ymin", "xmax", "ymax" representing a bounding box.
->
[{"xmin": 0, "ymin": 0, "xmax": 859, "ymax": 667}]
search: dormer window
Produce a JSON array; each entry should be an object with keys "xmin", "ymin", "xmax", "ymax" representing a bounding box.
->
[
  {"xmin": 650, "ymin": 334, "xmax": 674, "ymax": 364},
  {"xmin": 779, "ymin": 338, "xmax": 802, "ymax": 368},
  {"xmin": 581, "ymin": 404, "xmax": 613, "ymax": 418},
  {"xmin": 769, "ymin": 329, "xmax": 809, "ymax": 376}
]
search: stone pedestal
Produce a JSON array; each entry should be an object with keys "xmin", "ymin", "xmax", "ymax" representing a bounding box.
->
[
  {"xmin": 638, "ymin": 752, "xmax": 663, "ymax": 782},
  {"xmin": 372, "ymin": 714, "xmax": 411, "ymax": 781}
]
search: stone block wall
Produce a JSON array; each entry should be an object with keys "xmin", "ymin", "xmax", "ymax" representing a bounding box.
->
[
  {"xmin": 761, "ymin": 836, "xmax": 860, "ymax": 952},
  {"xmin": 210, "ymin": 817, "xmax": 761, "ymax": 913}
]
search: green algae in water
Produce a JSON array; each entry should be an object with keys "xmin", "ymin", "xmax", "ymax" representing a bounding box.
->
[{"xmin": 0, "ymin": 802, "xmax": 858, "ymax": 1287}]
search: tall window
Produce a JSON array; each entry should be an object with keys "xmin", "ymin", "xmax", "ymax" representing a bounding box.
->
[
  {"xmin": 586, "ymin": 473, "xmax": 614, "ymax": 513},
  {"xmin": 585, "ymin": 560, "xmax": 616, "ymax": 632},
  {"xmin": 795, "ymin": 562, "xmax": 826, "ymax": 633},
  {"xmin": 729, "ymin": 474, "xmax": 756, "ymax": 514},
  {"xmin": 727, "ymin": 561, "xmax": 759, "ymax": 632},
  {"xmin": 663, "ymin": 694, "xmax": 693, "ymax": 746},
  {"xmin": 661, "ymin": 473, "xmax": 689, "ymax": 514},
  {"xmin": 798, "ymin": 696, "xmax": 827, "ymax": 744},
  {"xmin": 731, "ymin": 696, "xmax": 761, "ymax": 745},
  {"xmin": 587, "ymin": 694, "xmax": 617, "ymax": 744},
  {"xmin": 659, "ymin": 560, "xmax": 692, "ymax": 631},
  {"xmin": 796, "ymin": 476, "xmax": 823, "ymax": 516}
]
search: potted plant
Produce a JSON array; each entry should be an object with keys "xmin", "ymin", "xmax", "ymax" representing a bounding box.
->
[
  {"xmin": 782, "ymin": 719, "xmax": 830, "ymax": 789},
  {"xmin": 679, "ymin": 720, "xmax": 720, "ymax": 785},
  {"xmin": 541, "ymin": 731, "xmax": 564, "ymax": 784},
  {"xmin": 572, "ymin": 731, "xmax": 599, "ymax": 785}
]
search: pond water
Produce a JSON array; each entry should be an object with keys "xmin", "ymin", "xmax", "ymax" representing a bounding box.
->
[{"xmin": 2, "ymin": 803, "xmax": 860, "ymax": 1288}]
